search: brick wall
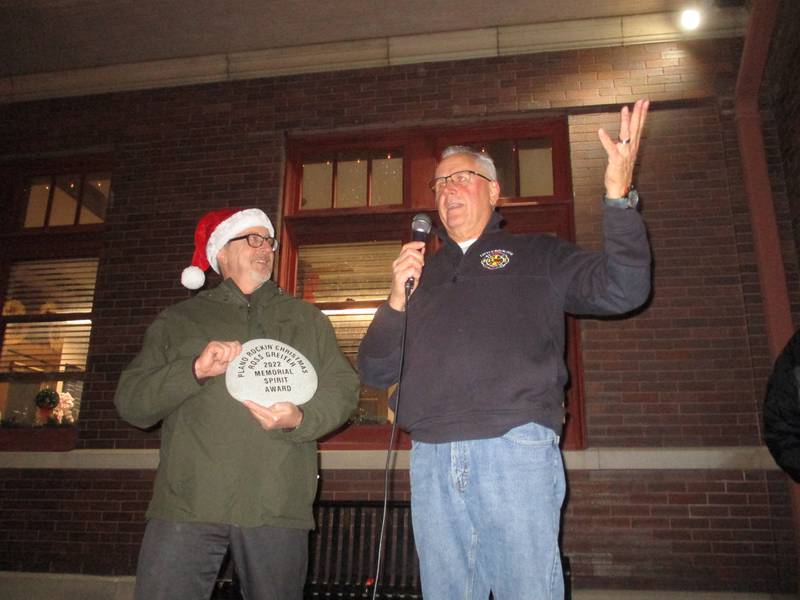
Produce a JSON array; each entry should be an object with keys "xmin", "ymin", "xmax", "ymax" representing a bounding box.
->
[
  {"xmin": 318, "ymin": 469, "xmax": 411, "ymax": 502},
  {"xmin": 564, "ymin": 469, "xmax": 794, "ymax": 592},
  {"xmin": 1, "ymin": 36, "xmax": 797, "ymax": 592},
  {"xmin": 573, "ymin": 101, "xmax": 797, "ymax": 447},
  {"xmin": 0, "ymin": 467, "xmax": 404, "ymax": 574},
  {"xmin": 1, "ymin": 466, "xmax": 793, "ymax": 592},
  {"xmin": 0, "ymin": 469, "xmax": 150, "ymax": 574}
]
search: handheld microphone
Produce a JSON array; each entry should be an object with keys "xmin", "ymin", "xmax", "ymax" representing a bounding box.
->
[
  {"xmin": 405, "ymin": 213, "xmax": 432, "ymax": 292},
  {"xmin": 410, "ymin": 213, "xmax": 432, "ymax": 242}
]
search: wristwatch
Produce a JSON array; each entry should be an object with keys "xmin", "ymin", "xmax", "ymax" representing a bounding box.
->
[{"xmin": 603, "ymin": 187, "xmax": 639, "ymax": 209}]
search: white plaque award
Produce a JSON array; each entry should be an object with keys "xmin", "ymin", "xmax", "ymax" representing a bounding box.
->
[{"xmin": 226, "ymin": 339, "xmax": 318, "ymax": 407}]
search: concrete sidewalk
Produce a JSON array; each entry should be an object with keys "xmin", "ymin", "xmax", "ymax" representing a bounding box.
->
[{"xmin": 1, "ymin": 572, "xmax": 796, "ymax": 600}]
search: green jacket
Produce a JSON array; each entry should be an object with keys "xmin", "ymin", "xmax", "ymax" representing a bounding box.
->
[{"xmin": 114, "ymin": 279, "xmax": 359, "ymax": 529}]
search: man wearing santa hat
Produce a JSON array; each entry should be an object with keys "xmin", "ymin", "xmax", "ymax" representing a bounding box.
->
[{"xmin": 115, "ymin": 207, "xmax": 359, "ymax": 600}]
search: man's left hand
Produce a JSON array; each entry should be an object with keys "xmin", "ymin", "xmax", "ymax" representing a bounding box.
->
[
  {"xmin": 598, "ymin": 99, "xmax": 650, "ymax": 199},
  {"xmin": 243, "ymin": 400, "xmax": 304, "ymax": 431}
]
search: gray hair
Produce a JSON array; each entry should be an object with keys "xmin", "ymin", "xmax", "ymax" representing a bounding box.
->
[{"xmin": 440, "ymin": 145, "xmax": 497, "ymax": 180}]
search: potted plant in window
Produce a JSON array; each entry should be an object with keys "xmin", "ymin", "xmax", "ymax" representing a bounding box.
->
[
  {"xmin": 34, "ymin": 388, "xmax": 60, "ymax": 425},
  {"xmin": 0, "ymin": 388, "xmax": 78, "ymax": 451},
  {"xmin": 53, "ymin": 392, "xmax": 76, "ymax": 426}
]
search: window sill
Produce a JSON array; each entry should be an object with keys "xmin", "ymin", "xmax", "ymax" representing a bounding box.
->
[
  {"xmin": 0, "ymin": 427, "xmax": 78, "ymax": 451},
  {"xmin": 319, "ymin": 423, "xmax": 411, "ymax": 450}
]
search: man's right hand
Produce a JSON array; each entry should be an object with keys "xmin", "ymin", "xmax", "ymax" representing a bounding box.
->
[
  {"xmin": 194, "ymin": 340, "xmax": 242, "ymax": 379},
  {"xmin": 388, "ymin": 241, "xmax": 426, "ymax": 311}
]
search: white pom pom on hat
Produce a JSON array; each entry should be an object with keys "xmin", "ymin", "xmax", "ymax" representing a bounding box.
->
[
  {"xmin": 181, "ymin": 265, "xmax": 207, "ymax": 290},
  {"xmin": 181, "ymin": 207, "xmax": 274, "ymax": 289}
]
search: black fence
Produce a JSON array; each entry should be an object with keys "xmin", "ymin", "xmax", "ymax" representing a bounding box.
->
[
  {"xmin": 306, "ymin": 500, "xmax": 421, "ymax": 599},
  {"xmin": 213, "ymin": 500, "xmax": 421, "ymax": 600}
]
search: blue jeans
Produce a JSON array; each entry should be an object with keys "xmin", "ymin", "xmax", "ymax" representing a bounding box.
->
[{"xmin": 410, "ymin": 422, "xmax": 566, "ymax": 600}]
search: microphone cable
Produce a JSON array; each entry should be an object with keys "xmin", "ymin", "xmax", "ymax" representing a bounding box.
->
[{"xmin": 369, "ymin": 283, "xmax": 413, "ymax": 600}]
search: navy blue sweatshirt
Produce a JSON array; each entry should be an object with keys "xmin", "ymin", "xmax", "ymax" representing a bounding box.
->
[{"xmin": 358, "ymin": 208, "xmax": 651, "ymax": 443}]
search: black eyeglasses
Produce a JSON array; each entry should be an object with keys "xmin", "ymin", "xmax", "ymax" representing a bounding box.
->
[
  {"xmin": 428, "ymin": 170, "xmax": 493, "ymax": 193},
  {"xmin": 228, "ymin": 233, "xmax": 278, "ymax": 251}
]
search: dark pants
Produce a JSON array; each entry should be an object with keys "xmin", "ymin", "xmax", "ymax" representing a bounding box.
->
[{"xmin": 134, "ymin": 518, "xmax": 308, "ymax": 600}]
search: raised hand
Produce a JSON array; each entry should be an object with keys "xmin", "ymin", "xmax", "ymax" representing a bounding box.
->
[
  {"xmin": 388, "ymin": 241, "xmax": 426, "ymax": 311},
  {"xmin": 598, "ymin": 99, "xmax": 650, "ymax": 199}
]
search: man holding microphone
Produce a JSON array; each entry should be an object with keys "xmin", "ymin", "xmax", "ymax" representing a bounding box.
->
[{"xmin": 359, "ymin": 101, "xmax": 651, "ymax": 599}]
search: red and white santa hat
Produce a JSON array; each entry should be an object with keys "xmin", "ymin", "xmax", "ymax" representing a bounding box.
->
[{"xmin": 181, "ymin": 207, "xmax": 275, "ymax": 290}]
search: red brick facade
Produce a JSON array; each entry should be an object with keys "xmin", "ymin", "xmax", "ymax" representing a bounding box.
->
[
  {"xmin": 1, "ymin": 34, "xmax": 798, "ymax": 593},
  {"xmin": 564, "ymin": 470, "xmax": 794, "ymax": 592},
  {"xmin": 0, "ymin": 470, "xmax": 149, "ymax": 575},
  {"xmin": 575, "ymin": 101, "xmax": 797, "ymax": 448}
]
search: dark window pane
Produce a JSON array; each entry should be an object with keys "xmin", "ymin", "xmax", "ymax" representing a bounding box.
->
[
  {"xmin": 23, "ymin": 177, "xmax": 51, "ymax": 228},
  {"xmin": 49, "ymin": 175, "xmax": 81, "ymax": 226},
  {"xmin": 371, "ymin": 151, "xmax": 403, "ymax": 206},
  {"xmin": 301, "ymin": 161, "xmax": 333, "ymax": 209},
  {"xmin": 518, "ymin": 138, "xmax": 554, "ymax": 197},
  {"xmin": 80, "ymin": 174, "xmax": 111, "ymax": 224},
  {"xmin": 336, "ymin": 156, "xmax": 368, "ymax": 208},
  {"xmin": 483, "ymin": 141, "xmax": 516, "ymax": 198}
]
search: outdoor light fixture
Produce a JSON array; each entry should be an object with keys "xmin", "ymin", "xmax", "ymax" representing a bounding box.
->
[{"xmin": 681, "ymin": 8, "xmax": 702, "ymax": 30}]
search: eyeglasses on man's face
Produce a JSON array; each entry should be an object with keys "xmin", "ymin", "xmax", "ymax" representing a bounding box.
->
[
  {"xmin": 228, "ymin": 233, "xmax": 278, "ymax": 251},
  {"xmin": 428, "ymin": 170, "xmax": 493, "ymax": 194}
]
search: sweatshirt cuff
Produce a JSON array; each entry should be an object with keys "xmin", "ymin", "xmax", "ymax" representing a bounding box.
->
[
  {"xmin": 362, "ymin": 302, "xmax": 406, "ymax": 357},
  {"xmin": 602, "ymin": 202, "xmax": 645, "ymax": 231},
  {"xmin": 280, "ymin": 405, "xmax": 323, "ymax": 443},
  {"xmin": 164, "ymin": 356, "xmax": 205, "ymax": 398},
  {"xmin": 282, "ymin": 407, "xmax": 304, "ymax": 433}
]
